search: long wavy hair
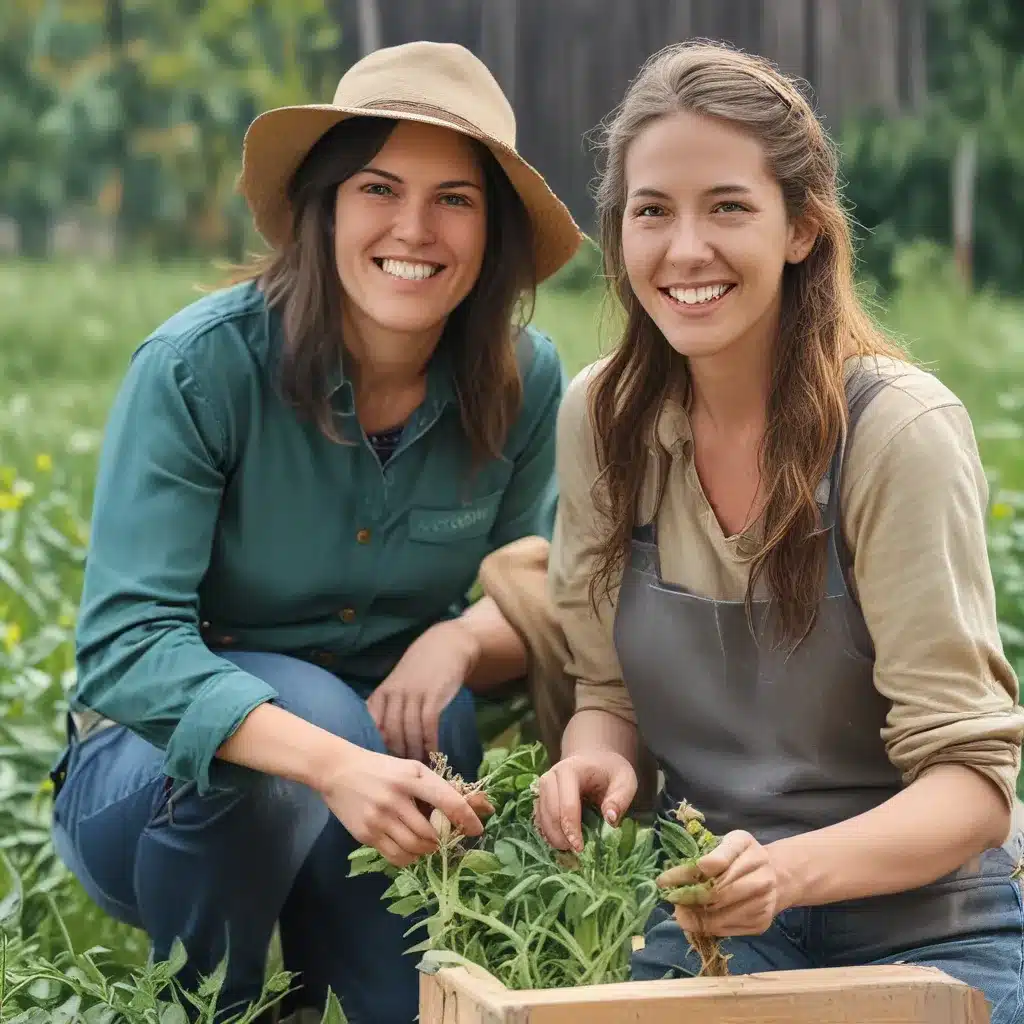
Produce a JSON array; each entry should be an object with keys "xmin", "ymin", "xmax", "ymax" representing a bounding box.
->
[
  {"xmin": 227, "ymin": 116, "xmax": 536, "ymax": 466},
  {"xmin": 587, "ymin": 41, "xmax": 905, "ymax": 648}
]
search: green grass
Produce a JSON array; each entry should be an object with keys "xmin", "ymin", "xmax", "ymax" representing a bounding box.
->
[{"xmin": 1, "ymin": 249, "xmax": 1023, "ymax": 1020}]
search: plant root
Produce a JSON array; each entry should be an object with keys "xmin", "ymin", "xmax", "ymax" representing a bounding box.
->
[{"xmin": 685, "ymin": 917, "xmax": 731, "ymax": 977}]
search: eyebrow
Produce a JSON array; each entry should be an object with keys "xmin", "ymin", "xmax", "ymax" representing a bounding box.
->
[
  {"xmin": 359, "ymin": 166, "xmax": 483, "ymax": 191},
  {"xmin": 627, "ymin": 184, "xmax": 754, "ymax": 200}
]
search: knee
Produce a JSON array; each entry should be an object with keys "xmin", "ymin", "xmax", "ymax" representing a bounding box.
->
[{"xmin": 219, "ymin": 652, "xmax": 386, "ymax": 755}]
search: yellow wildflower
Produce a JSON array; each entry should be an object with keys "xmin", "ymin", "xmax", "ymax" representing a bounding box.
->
[
  {"xmin": 0, "ymin": 466, "xmax": 14, "ymax": 487},
  {"xmin": 992, "ymin": 502, "xmax": 1014, "ymax": 520},
  {"xmin": 35, "ymin": 453, "xmax": 53, "ymax": 472},
  {"xmin": 3, "ymin": 622, "xmax": 22, "ymax": 652},
  {"xmin": 0, "ymin": 492, "xmax": 22, "ymax": 511}
]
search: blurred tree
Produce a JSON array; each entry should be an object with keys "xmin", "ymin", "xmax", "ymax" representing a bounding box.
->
[
  {"xmin": 1, "ymin": 0, "xmax": 342, "ymax": 259},
  {"xmin": 0, "ymin": 1, "xmax": 66, "ymax": 257},
  {"xmin": 840, "ymin": 0, "xmax": 1024, "ymax": 297}
]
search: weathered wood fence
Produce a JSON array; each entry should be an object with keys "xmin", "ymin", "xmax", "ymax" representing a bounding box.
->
[{"xmin": 328, "ymin": 0, "xmax": 928, "ymax": 232}]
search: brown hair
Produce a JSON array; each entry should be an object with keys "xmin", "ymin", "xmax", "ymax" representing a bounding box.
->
[
  {"xmin": 227, "ymin": 116, "xmax": 536, "ymax": 465},
  {"xmin": 587, "ymin": 40, "xmax": 905, "ymax": 647}
]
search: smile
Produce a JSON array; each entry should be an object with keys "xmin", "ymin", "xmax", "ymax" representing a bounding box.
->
[
  {"xmin": 662, "ymin": 283, "xmax": 735, "ymax": 307},
  {"xmin": 373, "ymin": 258, "xmax": 444, "ymax": 281}
]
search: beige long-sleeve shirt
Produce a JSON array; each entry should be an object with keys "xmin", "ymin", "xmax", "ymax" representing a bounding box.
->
[{"xmin": 548, "ymin": 354, "xmax": 1024, "ymax": 810}]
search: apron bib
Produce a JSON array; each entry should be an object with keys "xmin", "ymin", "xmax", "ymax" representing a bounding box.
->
[{"xmin": 613, "ymin": 364, "xmax": 1019, "ymax": 943}]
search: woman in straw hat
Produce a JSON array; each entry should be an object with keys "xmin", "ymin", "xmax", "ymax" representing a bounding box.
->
[
  {"xmin": 48, "ymin": 40, "xmax": 582, "ymax": 1023},
  {"xmin": 532, "ymin": 40, "xmax": 1024, "ymax": 1021}
]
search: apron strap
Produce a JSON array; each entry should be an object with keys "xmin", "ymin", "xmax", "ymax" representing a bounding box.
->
[{"xmin": 830, "ymin": 361, "xmax": 894, "ymax": 585}]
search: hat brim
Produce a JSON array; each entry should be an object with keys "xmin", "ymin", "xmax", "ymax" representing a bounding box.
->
[{"xmin": 238, "ymin": 104, "xmax": 584, "ymax": 283}]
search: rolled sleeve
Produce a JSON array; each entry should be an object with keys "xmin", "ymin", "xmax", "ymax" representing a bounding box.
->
[
  {"xmin": 844, "ymin": 402, "xmax": 1024, "ymax": 808},
  {"xmin": 547, "ymin": 363, "xmax": 637, "ymax": 724},
  {"xmin": 74, "ymin": 337, "xmax": 277, "ymax": 793}
]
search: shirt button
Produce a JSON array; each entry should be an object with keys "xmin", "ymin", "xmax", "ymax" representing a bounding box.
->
[
  {"xmin": 356, "ymin": 528, "xmax": 371, "ymax": 544},
  {"xmin": 339, "ymin": 608, "xmax": 356, "ymax": 623}
]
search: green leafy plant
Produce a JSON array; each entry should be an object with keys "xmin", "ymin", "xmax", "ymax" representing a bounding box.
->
[
  {"xmin": 349, "ymin": 743, "xmax": 662, "ymax": 990},
  {"xmin": 656, "ymin": 801, "xmax": 730, "ymax": 977}
]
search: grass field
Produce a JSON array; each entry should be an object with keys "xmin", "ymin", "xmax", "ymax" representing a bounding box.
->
[{"xmin": 2, "ymin": 249, "xmax": 1024, "ymax": 1019}]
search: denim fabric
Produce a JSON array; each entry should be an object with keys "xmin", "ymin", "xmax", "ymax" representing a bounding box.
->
[
  {"xmin": 50, "ymin": 650, "xmax": 482, "ymax": 1024},
  {"xmin": 632, "ymin": 843, "xmax": 1024, "ymax": 1024}
]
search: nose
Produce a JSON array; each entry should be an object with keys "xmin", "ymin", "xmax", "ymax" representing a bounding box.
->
[
  {"xmin": 665, "ymin": 213, "xmax": 715, "ymax": 267},
  {"xmin": 391, "ymin": 197, "xmax": 436, "ymax": 247}
]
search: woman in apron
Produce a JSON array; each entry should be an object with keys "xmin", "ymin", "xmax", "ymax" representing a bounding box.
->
[
  {"xmin": 535, "ymin": 41, "xmax": 1024, "ymax": 1022},
  {"xmin": 50, "ymin": 41, "xmax": 582, "ymax": 1024}
]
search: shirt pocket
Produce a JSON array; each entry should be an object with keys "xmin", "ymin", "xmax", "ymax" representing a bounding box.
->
[{"xmin": 408, "ymin": 489, "xmax": 503, "ymax": 545}]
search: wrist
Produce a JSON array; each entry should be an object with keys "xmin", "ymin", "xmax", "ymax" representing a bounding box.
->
[
  {"xmin": 305, "ymin": 730, "xmax": 362, "ymax": 796},
  {"xmin": 443, "ymin": 615, "xmax": 484, "ymax": 677},
  {"xmin": 767, "ymin": 840, "xmax": 804, "ymax": 913}
]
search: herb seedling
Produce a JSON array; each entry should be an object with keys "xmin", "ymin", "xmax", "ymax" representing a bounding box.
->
[
  {"xmin": 349, "ymin": 743, "xmax": 662, "ymax": 990},
  {"xmin": 657, "ymin": 800, "xmax": 731, "ymax": 977}
]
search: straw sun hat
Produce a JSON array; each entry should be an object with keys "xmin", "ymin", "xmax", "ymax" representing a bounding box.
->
[{"xmin": 238, "ymin": 40, "xmax": 584, "ymax": 282}]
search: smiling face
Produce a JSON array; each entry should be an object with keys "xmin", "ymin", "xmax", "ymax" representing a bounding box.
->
[
  {"xmin": 333, "ymin": 119, "xmax": 488, "ymax": 347},
  {"xmin": 620, "ymin": 110, "xmax": 816, "ymax": 364}
]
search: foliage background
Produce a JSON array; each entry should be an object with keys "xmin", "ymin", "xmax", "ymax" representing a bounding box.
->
[{"xmin": 2, "ymin": 0, "xmax": 1024, "ymax": 1021}]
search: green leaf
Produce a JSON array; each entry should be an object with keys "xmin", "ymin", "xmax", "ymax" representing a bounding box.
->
[
  {"xmin": 196, "ymin": 951, "xmax": 228, "ymax": 999},
  {"xmin": 160, "ymin": 1005, "xmax": 188, "ymax": 1024},
  {"xmin": 0, "ymin": 847, "xmax": 24, "ymax": 932},
  {"xmin": 386, "ymin": 895, "xmax": 426, "ymax": 917},
  {"xmin": 320, "ymin": 988, "xmax": 349, "ymax": 1024}
]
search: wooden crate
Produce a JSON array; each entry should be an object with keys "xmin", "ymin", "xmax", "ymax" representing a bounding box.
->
[{"xmin": 419, "ymin": 963, "xmax": 990, "ymax": 1023}]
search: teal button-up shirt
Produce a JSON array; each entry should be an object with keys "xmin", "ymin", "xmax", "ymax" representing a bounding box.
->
[{"xmin": 72, "ymin": 280, "xmax": 564, "ymax": 791}]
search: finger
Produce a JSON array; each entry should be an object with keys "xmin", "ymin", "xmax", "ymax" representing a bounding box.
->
[
  {"xmin": 422, "ymin": 700, "xmax": 442, "ymax": 760},
  {"xmin": 556, "ymin": 765, "xmax": 585, "ymax": 853},
  {"xmin": 697, "ymin": 830, "xmax": 755, "ymax": 879},
  {"xmin": 466, "ymin": 791, "xmax": 495, "ymax": 819},
  {"xmin": 705, "ymin": 866, "xmax": 774, "ymax": 915},
  {"xmin": 408, "ymin": 767, "xmax": 484, "ymax": 837},
  {"xmin": 535, "ymin": 772, "xmax": 572, "ymax": 850},
  {"xmin": 705, "ymin": 848, "xmax": 770, "ymax": 906},
  {"xmin": 656, "ymin": 862, "xmax": 705, "ymax": 889},
  {"xmin": 377, "ymin": 834, "xmax": 418, "ymax": 869},
  {"xmin": 403, "ymin": 693, "xmax": 426, "ymax": 764},
  {"xmin": 600, "ymin": 763, "xmax": 637, "ymax": 825},
  {"xmin": 679, "ymin": 902, "xmax": 774, "ymax": 937},
  {"xmin": 382, "ymin": 692, "xmax": 407, "ymax": 758},
  {"xmin": 387, "ymin": 811, "xmax": 440, "ymax": 859},
  {"xmin": 394, "ymin": 795, "xmax": 444, "ymax": 847},
  {"xmin": 366, "ymin": 689, "xmax": 385, "ymax": 731}
]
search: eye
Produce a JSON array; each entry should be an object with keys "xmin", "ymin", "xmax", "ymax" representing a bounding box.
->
[
  {"xmin": 633, "ymin": 204, "xmax": 665, "ymax": 218},
  {"xmin": 712, "ymin": 201, "xmax": 748, "ymax": 214},
  {"xmin": 363, "ymin": 182, "xmax": 395, "ymax": 197},
  {"xmin": 438, "ymin": 193, "xmax": 472, "ymax": 207}
]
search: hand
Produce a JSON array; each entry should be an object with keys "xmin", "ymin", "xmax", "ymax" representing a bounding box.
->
[
  {"xmin": 367, "ymin": 620, "xmax": 479, "ymax": 764},
  {"xmin": 658, "ymin": 830, "xmax": 786, "ymax": 936},
  {"xmin": 534, "ymin": 751, "xmax": 638, "ymax": 853},
  {"xmin": 318, "ymin": 742, "xmax": 493, "ymax": 867}
]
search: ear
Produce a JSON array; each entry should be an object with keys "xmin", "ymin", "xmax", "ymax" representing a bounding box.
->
[{"xmin": 785, "ymin": 214, "xmax": 818, "ymax": 265}]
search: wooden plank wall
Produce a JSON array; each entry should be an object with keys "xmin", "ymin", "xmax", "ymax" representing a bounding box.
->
[{"xmin": 328, "ymin": 0, "xmax": 928, "ymax": 231}]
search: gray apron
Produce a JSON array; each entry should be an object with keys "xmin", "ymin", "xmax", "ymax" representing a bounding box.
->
[{"xmin": 613, "ymin": 364, "xmax": 1021, "ymax": 945}]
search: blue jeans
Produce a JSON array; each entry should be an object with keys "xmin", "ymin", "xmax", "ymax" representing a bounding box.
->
[
  {"xmin": 50, "ymin": 651, "xmax": 483, "ymax": 1024},
  {"xmin": 632, "ymin": 841, "xmax": 1024, "ymax": 1024}
]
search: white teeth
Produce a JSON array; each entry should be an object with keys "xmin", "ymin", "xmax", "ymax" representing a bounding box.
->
[
  {"xmin": 668, "ymin": 283, "xmax": 731, "ymax": 305},
  {"xmin": 379, "ymin": 258, "xmax": 440, "ymax": 281}
]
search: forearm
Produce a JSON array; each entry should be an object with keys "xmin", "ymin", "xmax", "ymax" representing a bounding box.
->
[
  {"xmin": 561, "ymin": 708, "xmax": 638, "ymax": 767},
  {"xmin": 216, "ymin": 702, "xmax": 352, "ymax": 794},
  {"xmin": 453, "ymin": 596, "xmax": 529, "ymax": 692},
  {"xmin": 768, "ymin": 764, "xmax": 1012, "ymax": 909}
]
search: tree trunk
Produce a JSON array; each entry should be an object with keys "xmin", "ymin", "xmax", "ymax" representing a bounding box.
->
[{"xmin": 356, "ymin": 0, "xmax": 382, "ymax": 56}]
